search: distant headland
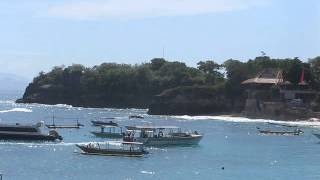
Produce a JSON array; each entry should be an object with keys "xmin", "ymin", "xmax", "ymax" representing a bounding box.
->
[{"xmin": 16, "ymin": 56, "xmax": 320, "ymax": 121}]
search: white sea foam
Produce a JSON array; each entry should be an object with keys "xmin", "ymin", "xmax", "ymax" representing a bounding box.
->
[
  {"xmin": 50, "ymin": 104, "xmax": 74, "ymax": 108},
  {"xmin": 140, "ymin": 170, "xmax": 155, "ymax": 175},
  {"xmin": 0, "ymin": 108, "xmax": 32, "ymax": 113},
  {"xmin": 0, "ymin": 100, "xmax": 15, "ymax": 104},
  {"xmin": 23, "ymin": 103, "xmax": 74, "ymax": 109},
  {"xmin": 173, "ymin": 115, "xmax": 320, "ymax": 127}
]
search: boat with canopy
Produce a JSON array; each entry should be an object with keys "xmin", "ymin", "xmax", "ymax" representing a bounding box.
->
[
  {"xmin": 123, "ymin": 125, "xmax": 203, "ymax": 146},
  {"xmin": 91, "ymin": 125, "xmax": 125, "ymax": 138},
  {"xmin": 76, "ymin": 141, "xmax": 148, "ymax": 157}
]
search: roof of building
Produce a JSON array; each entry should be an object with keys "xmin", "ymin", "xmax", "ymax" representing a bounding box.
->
[{"xmin": 241, "ymin": 68, "xmax": 291, "ymax": 85}]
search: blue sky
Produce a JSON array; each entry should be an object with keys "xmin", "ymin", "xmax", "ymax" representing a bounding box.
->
[{"xmin": 0, "ymin": 0, "xmax": 319, "ymax": 78}]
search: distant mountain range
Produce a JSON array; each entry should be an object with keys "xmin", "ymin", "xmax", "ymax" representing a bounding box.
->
[{"xmin": 0, "ymin": 73, "xmax": 29, "ymax": 93}]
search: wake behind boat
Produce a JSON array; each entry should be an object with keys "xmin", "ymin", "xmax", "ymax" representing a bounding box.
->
[
  {"xmin": 124, "ymin": 125, "xmax": 203, "ymax": 146},
  {"xmin": 76, "ymin": 141, "xmax": 148, "ymax": 157},
  {"xmin": 0, "ymin": 122, "xmax": 62, "ymax": 141}
]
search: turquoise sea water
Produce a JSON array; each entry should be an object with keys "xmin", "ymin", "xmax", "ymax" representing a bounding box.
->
[{"xmin": 0, "ymin": 93, "xmax": 320, "ymax": 180}]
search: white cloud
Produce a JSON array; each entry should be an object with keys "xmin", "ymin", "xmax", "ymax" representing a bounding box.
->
[{"xmin": 46, "ymin": 0, "xmax": 267, "ymax": 20}]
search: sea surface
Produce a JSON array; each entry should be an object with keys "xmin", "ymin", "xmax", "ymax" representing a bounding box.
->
[{"xmin": 0, "ymin": 92, "xmax": 320, "ymax": 180}]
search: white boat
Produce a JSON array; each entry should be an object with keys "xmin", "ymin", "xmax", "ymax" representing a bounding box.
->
[{"xmin": 124, "ymin": 125, "xmax": 203, "ymax": 146}]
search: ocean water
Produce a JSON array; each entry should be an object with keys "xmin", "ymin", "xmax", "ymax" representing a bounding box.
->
[{"xmin": 0, "ymin": 93, "xmax": 320, "ymax": 180}]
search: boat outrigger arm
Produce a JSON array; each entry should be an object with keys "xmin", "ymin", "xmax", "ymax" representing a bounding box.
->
[{"xmin": 46, "ymin": 116, "xmax": 84, "ymax": 129}]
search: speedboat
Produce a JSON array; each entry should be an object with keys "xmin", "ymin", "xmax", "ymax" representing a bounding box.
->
[
  {"xmin": 0, "ymin": 122, "xmax": 62, "ymax": 141},
  {"xmin": 91, "ymin": 125, "xmax": 125, "ymax": 138},
  {"xmin": 76, "ymin": 141, "xmax": 148, "ymax": 157},
  {"xmin": 124, "ymin": 125, "xmax": 203, "ymax": 146}
]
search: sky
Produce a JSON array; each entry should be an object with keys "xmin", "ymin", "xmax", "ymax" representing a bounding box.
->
[{"xmin": 0, "ymin": 0, "xmax": 319, "ymax": 79}]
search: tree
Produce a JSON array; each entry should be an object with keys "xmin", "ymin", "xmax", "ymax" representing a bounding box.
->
[
  {"xmin": 150, "ymin": 58, "xmax": 166, "ymax": 71},
  {"xmin": 197, "ymin": 60, "xmax": 224, "ymax": 85},
  {"xmin": 309, "ymin": 56, "xmax": 320, "ymax": 86}
]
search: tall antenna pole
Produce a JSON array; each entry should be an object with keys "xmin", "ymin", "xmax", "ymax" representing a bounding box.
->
[{"xmin": 162, "ymin": 46, "xmax": 165, "ymax": 59}]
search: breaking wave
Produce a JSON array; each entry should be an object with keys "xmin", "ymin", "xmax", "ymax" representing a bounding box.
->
[
  {"xmin": 174, "ymin": 115, "xmax": 320, "ymax": 127},
  {"xmin": 0, "ymin": 108, "xmax": 32, "ymax": 113}
]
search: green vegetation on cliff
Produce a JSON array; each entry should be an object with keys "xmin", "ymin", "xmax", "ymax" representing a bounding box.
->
[
  {"xmin": 18, "ymin": 58, "xmax": 223, "ymax": 108},
  {"xmin": 18, "ymin": 56, "xmax": 320, "ymax": 115}
]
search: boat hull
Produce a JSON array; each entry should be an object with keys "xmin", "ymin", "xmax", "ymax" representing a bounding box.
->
[
  {"xmin": 76, "ymin": 145, "xmax": 145, "ymax": 157},
  {"xmin": 46, "ymin": 125, "xmax": 81, "ymax": 129},
  {"xmin": 134, "ymin": 135, "xmax": 203, "ymax": 146},
  {"xmin": 91, "ymin": 132, "xmax": 124, "ymax": 138},
  {"xmin": 258, "ymin": 130, "xmax": 302, "ymax": 136},
  {"xmin": 0, "ymin": 131, "xmax": 60, "ymax": 141}
]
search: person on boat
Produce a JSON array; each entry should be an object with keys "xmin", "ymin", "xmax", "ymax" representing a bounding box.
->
[{"xmin": 158, "ymin": 130, "xmax": 163, "ymax": 137}]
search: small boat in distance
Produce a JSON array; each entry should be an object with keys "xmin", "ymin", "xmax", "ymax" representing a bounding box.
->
[
  {"xmin": 0, "ymin": 122, "xmax": 62, "ymax": 141},
  {"xmin": 76, "ymin": 141, "xmax": 148, "ymax": 157},
  {"xmin": 124, "ymin": 125, "xmax": 203, "ymax": 146},
  {"xmin": 257, "ymin": 122, "xmax": 304, "ymax": 136},
  {"xmin": 258, "ymin": 129, "xmax": 303, "ymax": 136},
  {"xmin": 129, "ymin": 115, "xmax": 144, "ymax": 119},
  {"xmin": 91, "ymin": 120, "xmax": 118, "ymax": 127},
  {"xmin": 91, "ymin": 125, "xmax": 125, "ymax": 138}
]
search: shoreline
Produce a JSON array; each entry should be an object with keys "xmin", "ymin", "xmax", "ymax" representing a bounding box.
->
[
  {"xmin": 10, "ymin": 101, "xmax": 320, "ymax": 125},
  {"xmin": 173, "ymin": 114, "xmax": 320, "ymax": 127}
]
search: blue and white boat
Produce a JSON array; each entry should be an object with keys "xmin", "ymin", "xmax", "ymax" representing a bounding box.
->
[{"xmin": 124, "ymin": 125, "xmax": 203, "ymax": 146}]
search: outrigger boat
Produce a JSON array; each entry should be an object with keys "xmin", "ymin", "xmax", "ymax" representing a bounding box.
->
[
  {"xmin": 76, "ymin": 141, "xmax": 148, "ymax": 157},
  {"xmin": 0, "ymin": 122, "xmax": 62, "ymax": 141},
  {"xmin": 45, "ymin": 116, "xmax": 84, "ymax": 129},
  {"xmin": 91, "ymin": 120, "xmax": 118, "ymax": 127},
  {"xmin": 91, "ymin": 125, "xmax": 125, "ymax": 138},
  {"xmin": 124, "ymin": 125, "xmax": 203, "ymax": 146},
  {"xmin": 46, "ymin": 120, "xmax": 84, "ymax": 129},
  {"xmin": 257, "ymin": 122, "xmax": 303, "ymax": 136},
  {"xmin": 258, "ymin": 129, "xmax": 303, "ymax": 136}
]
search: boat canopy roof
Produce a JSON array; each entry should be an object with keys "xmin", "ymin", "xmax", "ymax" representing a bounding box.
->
[{"xmin": 126, "ymin": 125, "xmax": 179, "ymax": 130}]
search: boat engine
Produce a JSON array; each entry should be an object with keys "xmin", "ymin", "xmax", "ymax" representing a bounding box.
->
[{"xmin": 49, "ymin": 130, "xmax": 63, "ymax": 140}]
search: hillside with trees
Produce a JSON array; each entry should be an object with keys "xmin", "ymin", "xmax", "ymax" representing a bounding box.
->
[{"xmin": 17, "ymin": 56, "xmax": 320, "ymax": 115}]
